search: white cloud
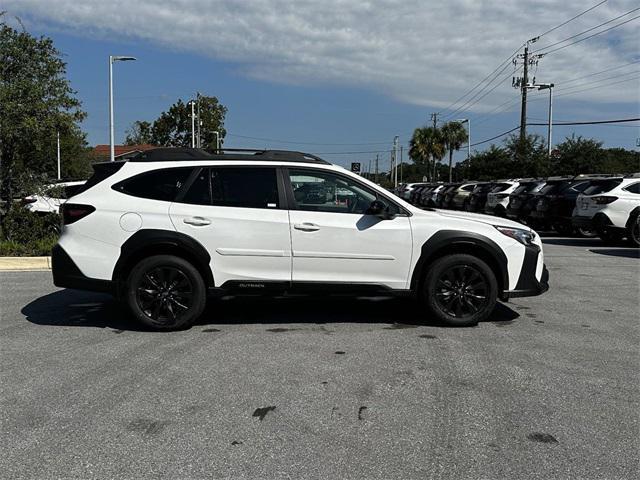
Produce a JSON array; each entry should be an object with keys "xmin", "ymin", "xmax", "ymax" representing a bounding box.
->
[{"xmin": 5, "ymin": 0, "xmax": 639, "ymax": 113}]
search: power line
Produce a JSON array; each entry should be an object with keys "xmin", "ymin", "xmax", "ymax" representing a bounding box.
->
[
  {"xmin": 557, "ymin": 60, "xmax": 640, "ymax": 84},
  {"xmin": 437, "ymin": 44, "xmax": 525, "ymax": 118},
  {"xmin": 529, "ymin": 117, "xmax": 640, "ymax": 126},
  {"xmin": 555, "ymin": 69, "xmax": 640, "ymax": 91},
  {"xmin": 226, "ymin": 133, "xmax": 391, "ymax": 146},
  {"xmin": 535, "ymin": 0, "xmax": 608, "ymax": 39},
  {"xmin": 533, "ymin": 9, "xmax": 640, "ymax": 55}
]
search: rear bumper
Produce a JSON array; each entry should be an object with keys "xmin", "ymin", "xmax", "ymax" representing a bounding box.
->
[
  {"xmin": 51, "ymin": 244, "xmax": 114, "ymax": 294},
  {"xmin": 572, "ymin": 215, "xmax": 594, "ymax": 228},
  {"xmin": 502, "ymin": 244, "xmax": 549, "ymax": 300}
]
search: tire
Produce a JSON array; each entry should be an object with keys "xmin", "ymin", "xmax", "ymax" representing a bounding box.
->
[
  {"xmin": 553, "ymin": 222, "xmax": 573, "ymax": 236},
  {"xmin": 420, "ymin": 254, "xmax": 498, "ymax": 327},
  {"xmin": 596, "ymin": 228, "xmax": 623, "ymax": 245},
  {"xmin": 577, "ymin": 227, "xmax": 597, "ymax": 238},
  {"xmin": 628, "ymin": 214, "xmax": 640, "ymax": 248},
  {"xmin": 125, "ymin": 255, "xmax": 207, "ymax": 330}
]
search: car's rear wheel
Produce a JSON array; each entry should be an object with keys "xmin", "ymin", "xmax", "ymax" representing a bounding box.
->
[
  {"xmin": 421, "ymin": 254, "xmax": 498, "ymax": 327},
  {"xmin": 126, "ymin": 255, "xmax": 206, "ymax": 330},
  {"xmin": 628, "ymin": 214, "xmax": 640, "ymax": 248},
  {"xmin": 596, "ymin": 228, "xmax": 623, "ymax": 245}
]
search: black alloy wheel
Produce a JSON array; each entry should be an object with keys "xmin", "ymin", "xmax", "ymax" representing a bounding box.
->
[
  {"xmin": 126, "ymin": 255, "xmax": 207, "ymax": 330},
  {"xmin": 421, "ymin": 254, "xmax": 498, "ymax": 327},
  {"xmin": 136, "ymin": 267, "xmax": 194, "ymax": 324},
  {"xmin": 434, "ymin": 264, "xmax": 490, "ymax": 319}
]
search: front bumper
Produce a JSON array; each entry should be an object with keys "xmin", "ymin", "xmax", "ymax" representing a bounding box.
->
[
  {"xmin": 52, "ymin": 244, "xmax": 114, "ymax": 294},
  {"xmin": 502, "ymin": 244, "xmax": 549, "ymax": 299}
]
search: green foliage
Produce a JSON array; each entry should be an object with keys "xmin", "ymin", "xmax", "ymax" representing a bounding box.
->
[
  {"xmin": 126, "ymin": 96, "xmax": 228, "ymax": 149},
  {"xmin": 0, "ymin": 14, "xmax": 88, "ymax": 204},
  {"xmin": 124, "ymin": 120, "xmax": 153, "ymax": 146},
  {"xmin": 0, "ymin": 236, "xmax": 58, "ymax": 256},
  {"xmin": 0, "ymin": 206, "xmax": 60, "ymax": 244},
  {"xmin": 452, "ymin": 134, "xmax": 638, "ymax": 181},
  {"xmin": 409, "ymin": 126, "xmax": 445, "ymax": 181}
]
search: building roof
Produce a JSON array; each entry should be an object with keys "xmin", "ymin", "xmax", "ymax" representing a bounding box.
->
[{"xmin": 93, "ymin": 144, "xmax": 156, "ymax": 157}]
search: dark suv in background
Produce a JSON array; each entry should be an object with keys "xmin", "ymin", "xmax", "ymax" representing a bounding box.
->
[
  {"xmin": 506, "ymin": 179, "xmax": 546, "ymax": 223},
  {"xmin": 467, "ymin": 182, "xmax": 494, "ymax": 212}
]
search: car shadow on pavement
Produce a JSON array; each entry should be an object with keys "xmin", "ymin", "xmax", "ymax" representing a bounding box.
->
[
  {"xmin": 22, "ymin": 289, "xmax": 519, "ymax": 331},
  {"xmin": 541, "ymin": 237, "xmax": 604, "ymax": 247},
  {"xmin": 589, "ymin": 248, "xmax": 639, "ymax": 259}
]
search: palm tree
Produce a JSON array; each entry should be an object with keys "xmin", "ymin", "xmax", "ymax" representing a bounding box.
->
[
  {"xmin": 441, "ymin": 121, "xmax": 469, "ymax": 182},
  {"xmin": 409, "ymin": 126, "xmax": 444, "ymax": 181}
]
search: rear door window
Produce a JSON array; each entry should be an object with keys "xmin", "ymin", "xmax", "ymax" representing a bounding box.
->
[
  {"xmin": 180, "ymin": 167, "xmax": 280, "ymax": 209},
  {"xmin": 491, "ymin": 183, "xmax": 511, "ymax": 193}
]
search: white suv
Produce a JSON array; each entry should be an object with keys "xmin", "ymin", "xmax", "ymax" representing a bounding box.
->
[
  {"xmin": 572, "ymin": 175, "xmax": 640, "ymax": 246},
  {"xmin": 23, "ymin": 181, "xmax": 86, "ymax": 214},
  {"xmin": 52, "ymin": 148, "xmax": 548, "ymax": 330},
  {"xmin": 485, "ymin": 181, "xmax": 519, "ymax": 217}
]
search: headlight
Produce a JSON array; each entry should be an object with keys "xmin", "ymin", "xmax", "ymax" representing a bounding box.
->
[{"xmin": 495, "ymin": 226, "xmax": 536, "ymax": 246}]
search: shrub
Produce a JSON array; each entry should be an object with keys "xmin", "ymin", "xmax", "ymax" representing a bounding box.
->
[{"xmin": 0, "ymin": 207, "xmax": 60, "ymax": 255}]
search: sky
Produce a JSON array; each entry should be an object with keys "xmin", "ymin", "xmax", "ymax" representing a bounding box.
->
[{"xmin": 4, "ymin": 0, "xmax": 639, "ymax": 170}]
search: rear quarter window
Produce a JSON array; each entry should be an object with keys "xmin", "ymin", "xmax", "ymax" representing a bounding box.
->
[
  {"xmin": 491, "ymin": 183, "xmax": 511, "ymax": 193},
  {"xmin": 113, "ymin": 168, "xmax": 193, "ymax": 201},
  {"xmin": 583, "ymin": 179, "xmax": 623, "ymax": 196},
  {"xmin": 624, "ymin": 182, "xmax": 640, "ymax": 194}
]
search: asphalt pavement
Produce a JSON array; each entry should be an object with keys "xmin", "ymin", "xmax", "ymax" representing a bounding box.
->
[{"xmin": 1, "ymin": 236, "xmax": 638, "ymax": 479}]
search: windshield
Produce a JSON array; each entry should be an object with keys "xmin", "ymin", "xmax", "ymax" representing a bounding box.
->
[{"xmin": 490, "ymin": 183, "xmax": 512, "ymax": 193}]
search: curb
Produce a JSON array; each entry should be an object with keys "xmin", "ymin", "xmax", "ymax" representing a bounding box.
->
[{"xmin": 0, "ymin": 256, "xmax": 52, "ymax": 271}]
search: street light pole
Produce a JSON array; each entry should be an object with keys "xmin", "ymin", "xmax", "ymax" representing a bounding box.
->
[
  {"xmin": 57, "ymin": 131, "xmax": 61, "ymax": 180},
  {"xmin": 108, "ymin": 55, "xmax": 137, "ymax": 162},
  {"xmin": 190, "ymin": 100, "xmax": 196, "ymax": 148},
  {"xmin": 535, "ymin": 83, "xmax": 554, "ymax": 156}
]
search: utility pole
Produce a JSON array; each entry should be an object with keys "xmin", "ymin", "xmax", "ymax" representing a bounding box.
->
[
  {"xmin": 368, "ymin": 159, "xmax": 372, "ymax": 180},
  {"xmin": 392, "ymin": 135, "xmax": 399, "ymax": 188},
  {"xmin": 375, "ymin": 154, "xmax": 379, "ymax": 184},
  {"xmin": 430, "ymin": 113, "xmax": 438, "ymax": 181},
  {"xmin": 190, "ymin": 100, "xmax": 195, "ymax": 148},
  {"xmin": 536, "ymin": 83, "xmax": 554, "ymax": 156},
  {"xmin": 56, "ymin": 131, "xmax": 61, "ymax": 180},
  {"xmin": 196, "ymin": 92, "xmax": 201, "ymax": 148},
  {"xmin": 513, "ymin": 38, "xmax": 542, "ymax": 147}
]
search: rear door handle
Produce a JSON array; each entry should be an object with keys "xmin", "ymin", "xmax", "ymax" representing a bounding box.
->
[
  {"xmin": 294, "ymin": 222, "xmax": 320, "ymax": 232},
  {"xmin": 183, "ymin": 216, "xmax": 211, "ymax": 226}
]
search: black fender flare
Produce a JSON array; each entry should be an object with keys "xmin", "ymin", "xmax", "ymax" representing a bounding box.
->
[
  {"xmin": 410, "ymin": 230, "xmax": 509, "ymax": 293},
  {"xmin": 112, "ymin": 229, "xmax": 214, "ymax": 287},
  {"xmin": 626, "ymin": 207, "xmax": 640, "ymax": 229}
]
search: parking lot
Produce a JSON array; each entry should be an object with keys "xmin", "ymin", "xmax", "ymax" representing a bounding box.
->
[{"xmin": 1, "ymin": 235, "xmax": 638, "ymax": 479}]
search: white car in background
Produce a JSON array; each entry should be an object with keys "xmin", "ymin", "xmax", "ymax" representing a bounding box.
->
[
  {"xmin": 572, "ymin": 175, "xmax": 640, "ymax": 246},
  {"xmin": 485, "ymin": 181, "xmax": 519, "ymax": 217},
  {"xmin": 23, "ymin": 181, "xmax": 86, "ymax": 214}
]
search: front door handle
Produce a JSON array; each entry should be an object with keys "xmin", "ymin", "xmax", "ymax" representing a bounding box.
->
[
  {"xmin": 183, "ymin": 216, "xmax": 211, "ymax": 226},
  {"xmin": 294, "ymin": 222, "xmax": 320, "ymax": 232}
]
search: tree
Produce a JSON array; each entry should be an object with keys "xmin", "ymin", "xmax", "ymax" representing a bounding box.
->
[
  {"xmin": 441, "ymin": 121, "xmax": 468, "ymax": 182},
  {"xmin": 0, "ymin": 14, "xmax": 87, "ymax": 205},
  {"xmin": 128, "ymin": 95, "xmax": 228, "ymax": 149},
  {"xmin": 124, "ymin": 120, "xmax": 153, "ymax": 145},
  {"xmin": 409, "ymin": 126, "xmax": 444, "ymax": 181}
]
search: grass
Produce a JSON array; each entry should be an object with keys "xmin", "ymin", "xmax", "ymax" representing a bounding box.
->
[{"xmin": 0, "ymin": 236, "xmax": 58, "ymax": 256}]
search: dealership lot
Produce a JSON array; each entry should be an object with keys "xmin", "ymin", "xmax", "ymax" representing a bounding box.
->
[{"xmin": 1, "ymin": 236, "xmax": 638, "ymax": 479}]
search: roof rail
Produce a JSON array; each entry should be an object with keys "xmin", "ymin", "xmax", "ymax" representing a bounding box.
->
[{"xmin": 129, "ymin": 147, "xmax": 330, "ymax": 164}]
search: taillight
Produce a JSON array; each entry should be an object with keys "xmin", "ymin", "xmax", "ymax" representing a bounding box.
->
[
  {"xmin": 21, "ymin": 197, "xmax": 37, "ymax": 205},
  {"xmin": 592, "ymin": 196, "xmax": 617, "ymax": 205},
  {"xmin": 62, "ymin": 203, "xmax": 95, "ymax": 225}
]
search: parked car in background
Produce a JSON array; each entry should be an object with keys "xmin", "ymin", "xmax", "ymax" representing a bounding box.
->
[
  {"xmin": 22, "ymin": 181, "xmax": 86, "ymax": 214},
  {"xmin": 528, "ymin": 176, "xmax": 594, "ymax": 236},
  {"xmin": 441, "ymin": 183, "xmax": 462, "ymax": 209},
  {"xmin": 485, "ymin": 181, "xmax": 519, "ymax": 217},
  {"xmin": 399, "ymin": 182, "xmax": 427, "ymax": 201},
  {"xmin": 449, "ymin": 183, "xmax": 479, "ymax": 210},
  {"xmin": 467, "ymin": 182, "xmax": 494, "ymax": 212},
  {"xmin": 506, "ymin": 179, "xmax": 546, "ymax": 223},
  {"xmin": 572, "ymin": 175, "xmax": 640, "ymax": 246},
  {"xmin": 421, "ymin": 184, "xmax": 444, "ymax": 208},
  {"xmin": 409, "ymin": 184, "xmax": 428, "ymax": 205}
]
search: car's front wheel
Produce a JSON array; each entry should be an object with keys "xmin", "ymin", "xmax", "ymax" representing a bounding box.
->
[
  {"xmin": 421, "ymin": 254, "xmax": 498, "ymax": 327},
  {"xmin": 126, "ymin": 255, "xmax": 206, "ymax": 330}
]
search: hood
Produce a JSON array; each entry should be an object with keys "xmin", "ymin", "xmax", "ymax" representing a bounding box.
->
[{"xmin": 433, "ymin": 209, "xmax": 530, "ymax": 230}]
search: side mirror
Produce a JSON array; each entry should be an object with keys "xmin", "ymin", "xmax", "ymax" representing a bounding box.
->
[{"xmin": 367, "ymin": 200, "xmax": 395, "ymax": 219}]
